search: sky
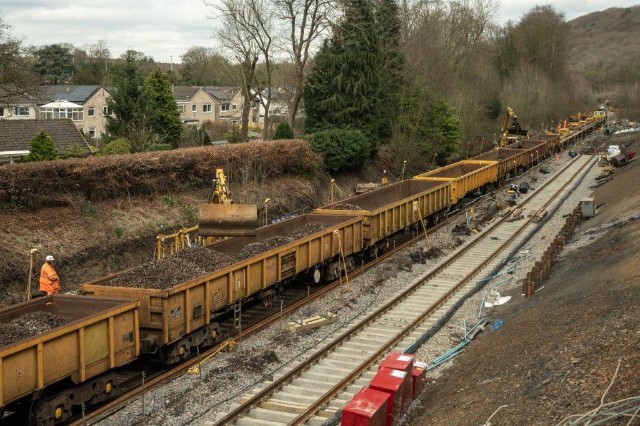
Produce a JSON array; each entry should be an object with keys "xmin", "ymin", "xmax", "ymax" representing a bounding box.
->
[{"xmin": 1, "ymin": 0, "xmax": 639, "ymax": 63}]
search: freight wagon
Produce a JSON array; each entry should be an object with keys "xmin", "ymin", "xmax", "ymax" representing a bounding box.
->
[
  {"xmin": 509, "ymin": 139, "xmax": 550, "ymax": 161},
  {"xmin": 413, "ymin": 160, "xmax": 498, "ymax": 204},
  {"xmin": 81, "ymin": 214, "xmax": 363, "ymax": 363},
  {"xmin": 471, "ymin": 148, "xmax": 529, "ymax": 181},
  {"xmin": 314, "ymin": 180, "xmax": 451, "ymax": 255},
  {"xmin": 0, "ymin": 295, "xmax": 139, "ymax": 424}
]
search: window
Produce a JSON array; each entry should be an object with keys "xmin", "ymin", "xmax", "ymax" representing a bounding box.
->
[
  {"xmin": 88, "ymin": 127, "xmax": 96, "ymax": 139},
  {"xmin": 252, "ymin": 101, "xmax": 259, "ymax": 110},
  {"xmin": 72, "ymin": 109, "xmax": 84, "ymax": 121},
  {"xmin": 192, "ymin": 104, "xmax": 197, "ymax": 112},
  {"xmin": 88, "ymin": 106, "xmax": 95, "ymax": 117},
  {"xmin": 14, "ymin": 106, "xmax": 29, "ymax": 116},
  {"xmin": 203, "ymin": 104, "xmax": 212, "ymax": 113},
  {"xmin": 0, "ymin": 107, "xmax": 4, "ymax": 117},
  {"xmin": 232, "ymin": 104, "xmax": 237, "ymax": 110},
  {"xmin": 102, "ymin": 105, "xmax": 112, "ymax": 116},
  {"xmin": 178, "ymin": 104, "xmax": 186, "ymax": 113},
  {"xmin": 221, "ymin": 103, "xmax": 230, "ymax": 112}
]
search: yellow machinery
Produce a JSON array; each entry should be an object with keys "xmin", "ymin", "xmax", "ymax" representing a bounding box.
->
[
  {"xmin": 498, "ymin": 107, "xmax": 514, "ymax": 147},
  {"xmin": 197, "ymin": 168, "xmax": 258, "ymax": 237},
  {"xmin": 154, "ymin": 226, "xmax": 217, "ymax": 260},
  {"xmin": 498, "ymin": 107, "xmax": 528, "ymax": 147}
]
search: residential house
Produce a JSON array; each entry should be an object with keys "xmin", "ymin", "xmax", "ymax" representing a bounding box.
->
[
  {"xmin": 38, "ymin": 85, "xmax": 112, "ymax": 140},
  {"xmin": 0, "ymin": 119, "xmax": 92, "ymax": 164},
  {"xmin": 173, "ymin": 86, "xmax": 218, "ymax": 126},
  {"xmin": 204, "ymin": 87, "xmax": 260, "ymax": 125},
  {"xmin": 0, "ymin": 87, "xmax": 38, "ymax": 120}
]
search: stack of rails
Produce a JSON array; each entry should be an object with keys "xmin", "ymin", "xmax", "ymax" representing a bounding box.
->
[
  {"xmin": 80, "ymin": 214, "xmax": 363, "ymax": 364},
  {"xmin": 0, "ymin": 295, "xmax": 139, "ymax": 424}
]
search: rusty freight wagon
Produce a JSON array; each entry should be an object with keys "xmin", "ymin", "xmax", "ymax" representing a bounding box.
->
[
  {"xmin": 0, "ymin": 295, "xmax": 139, "ymax": 424},
  {"xmin": 313, "ymin": 180, "xmax": 450, "ymax": 252},
  {"xmin": 527, "ymin": 134, "xmax": 561, "ymax": 152},
  {"xmin": 80, "ymin": 214, "xmax": 363, "ymax": 363},
  {"xmin": 414, "ymin": 160, "xmax": 498, "ymax": 204},
  {"xmin": 471, "ymin": 148, "xmax": 529, "ymax": 181},
  {"xmin": 509, "ymin": 138, "xmax": 551, "ymax": 161}
]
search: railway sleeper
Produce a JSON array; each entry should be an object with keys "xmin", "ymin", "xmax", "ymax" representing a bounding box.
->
[
  {"xmin": 30, "ymin": 372, "xmax": 121, "ymax": 425},
  {"xmin": 162, "ymin": 323, "xmax": 222, "ymax": 364}
]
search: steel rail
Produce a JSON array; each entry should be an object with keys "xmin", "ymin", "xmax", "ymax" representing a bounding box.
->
[{"xmin": 214, "ymin": 154, "xmax": 595, "ymax": 425}]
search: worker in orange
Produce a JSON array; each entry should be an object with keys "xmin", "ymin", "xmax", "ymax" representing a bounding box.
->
[{"xmin": 39, "ymin": 255, "xmax": 61, "ymax": 295}]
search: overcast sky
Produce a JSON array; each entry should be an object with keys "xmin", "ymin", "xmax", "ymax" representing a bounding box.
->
[{"xmin": 2, "ymin": 1, "xmax": 639, "ymax": 63}]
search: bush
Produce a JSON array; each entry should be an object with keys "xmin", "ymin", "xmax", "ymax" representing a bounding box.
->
[
  {"xmin": 179, "ymin": 126, "xmax": 211, "ymax": 147},
  {"xmin": 274, "ymin": 122, "xmax": 294, "ymax": 139},
  {"xmin": 65, "ymin": 144, "xmax": 89, "ymax": 158},
  {"xmin": 23, "ymin": 130, "xmax": 59, "ymax": 162},
  {"xmin": 102, "ymin": 138, "xmax": 132, "ymax": 155},
  {"xmin": 146, "ymin": 143, "xmax": 172, "ymax": 152},
  {"xmin": 306, "ymin": 128, "xmax": 371, "ymax": 172}
]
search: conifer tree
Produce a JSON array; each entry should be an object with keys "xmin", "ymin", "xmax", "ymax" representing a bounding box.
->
[
  {"xmin": 143, "ymin": 70, "xmax": 183, "ymax": 147},
  {"xmin": 23, "ymin": 130, "xmax": 59, "ymax": 162}
]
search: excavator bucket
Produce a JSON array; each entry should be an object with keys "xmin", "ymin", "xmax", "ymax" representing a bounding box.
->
[{"xmin": 198, "ymin": 203, "xmax": 258, "ymax": 237}]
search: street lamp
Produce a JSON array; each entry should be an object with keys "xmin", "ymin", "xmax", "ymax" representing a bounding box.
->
[{"xmin": 263, "ymin": 198, "xmax": 271, "ymax": 226}]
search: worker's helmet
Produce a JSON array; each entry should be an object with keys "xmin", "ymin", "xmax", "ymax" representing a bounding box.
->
[{"xmin": 45, "ymin": 255, "xmax": 55, "ymax": 262}]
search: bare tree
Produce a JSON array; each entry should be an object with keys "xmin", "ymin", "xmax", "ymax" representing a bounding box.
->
[
  {"xmin": 273, "ymin": 0, "xmax": 332, "ymax": 131},
  {"xmin": 0, "ymin": 14, "xmax": 40, "ymax": 106},
  {"xmin": 207, "ymin": 0, "xmax": 276, "ymax": 140}
]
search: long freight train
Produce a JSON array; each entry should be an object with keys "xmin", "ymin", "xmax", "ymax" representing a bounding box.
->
[{"xmin": 0, "ymin": 115, "xmax": 604, "ymax": 424}]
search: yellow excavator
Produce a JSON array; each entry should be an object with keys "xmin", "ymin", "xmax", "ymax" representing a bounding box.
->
[
  {"xmin": 498, "ymin": 107, "xmax": 528, "ymax": 147},
  {"xmin": 197, "ymin": 168, "xmax": 258, "ymax": 237}
]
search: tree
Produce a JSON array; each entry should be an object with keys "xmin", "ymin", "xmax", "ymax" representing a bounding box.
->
[
  {"xmin": 307, "ymin": 127, "xmax": 370, "ymax": 172},
  {"xmin": 180, "ymin": 46, "xmax": 234, "ymax": 85},
  {"xmin": 390, "ymin": 83, "xmax": 461, "ymax": 171},
  {"xmin": 143, "ymin": 70, "xmax": 183, "ymax": 147},
  {"xmin": 207, "ymin": 0, "xmax": 277, "ymax": 140},
  {"xmin": 32, "ymin": 44, "xmax": 74, "ymax": 85},
  {"xmin": 106, "ymin": 50, "xmax": 147, "ymax": 151},
  {"xmin": 375, "ymin": 0, "xmax": 404, "ymax": 140},
  {"xmin": 70, "ymin": 40, "xmax": 111, "ymax": 85},
  {"xmin": 23, "ymin": 131, "xmax": 59, "ymax": 162},
  {"xmin": 0, "ymin": 13, "xmax": 40, "ymax": 105},
  {"xmin": 273, "ymin": 0, "xmax": 333, "ymax": 130},
  {"xmin": 304, "ymin": 0, "xmax": 384, "ymax": 145},
  {"xmin": 274, "ymin": 122, "xmax": 294, "ymax": 139}
]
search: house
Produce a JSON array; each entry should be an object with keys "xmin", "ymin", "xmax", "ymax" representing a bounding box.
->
[
  {"xmin": 37, "ymin": 85, "xmax": 112, "ymax": 140},
  {"xmin": 0, "ymin": 87, "xmax": 38, "ymax": 120},
  {"xmin": 173, "ymin": 86, "xmax": 218, "ymax": 126},
  {"xmin": 0, "ymin": 119, "xmax": 92, "ymax": 164},
  {"xmin": 171, "ymin": 86, "xmax": 260, "ymax": 128}
]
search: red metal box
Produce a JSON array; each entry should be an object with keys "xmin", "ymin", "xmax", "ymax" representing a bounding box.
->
[
  {"xmin": 379, "ymin": 352, "xmax": 415, "ymax": 374},
  {"xmin": 369, "ymin": 367, "xmax": 410, "ymax": 425},
  {"xmin": 341, "ymin": 387, "xmax": 390, "ymax": 426},
  {"xmin": 411, "ymin": 361, "xmax": 428, "ymax": 399}
]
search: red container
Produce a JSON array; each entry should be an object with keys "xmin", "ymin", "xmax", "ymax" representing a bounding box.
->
[
  {"xmin": 411, "ymin": 361, "xmax": 428, "ymax": 399},
  {"xmin": 369, "ymin": 367, "xmax": 411, "ymax": 425},
  {"xmin": 341, "ymin": 388, "xmax": 390, "ymax": 426},
  {"xmin": 379, "ymin": 352, "xmax": 415, "ymax": 374}
]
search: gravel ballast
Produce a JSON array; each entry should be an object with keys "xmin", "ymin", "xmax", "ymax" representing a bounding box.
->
[{"xmin": 0, "ymin": 311, "xmax": 72, "ymax": 348}]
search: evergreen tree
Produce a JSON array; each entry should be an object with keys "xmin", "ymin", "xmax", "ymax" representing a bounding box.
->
[
  {"xmin": 106, "ymin": 51, "xmax": 146, "ymax": 151},
  {"xmin": 23, "ymin": 130, "xmax": 59, "ymax": 162},
  {"xmin": 274, "ymin": 122, "xmax": 294, "ymax": 139},
  {"xmin": 32, "ymin": 44, "xmax": 74, "ymax": 85},
  {"xmin": 304, "ymin": 0, "xmax": 384, "ymax": 147},
  {"xmin": 143, "ymin": 70, "xmax": 183, "ymax": 147},
  {"xmin": 374, "ymin": 0, "xmax": 404, "ymax": 141}
]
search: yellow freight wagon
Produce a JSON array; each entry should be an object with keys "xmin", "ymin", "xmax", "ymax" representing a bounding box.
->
[{"xmin": 414, "ymin": 160, "xmax": 498, "ymax": 204}]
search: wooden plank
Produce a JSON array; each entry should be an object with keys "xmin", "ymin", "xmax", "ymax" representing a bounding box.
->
[{"xmin": 287, "ymin": 313, "xmax": 337, "ymax": 333}]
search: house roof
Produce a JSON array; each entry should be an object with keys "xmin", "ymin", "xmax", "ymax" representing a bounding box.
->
[
  {"xmin": 203, "ymin": 86, "xmax": 239, "ymax": 102},
  {"xmin": 0, "ymin": 85, "xmax": 38, "ymax": 105},
  {"xmin": 37, "ymin": 85, "xmax": 102, "ymax": 105},
  {"xmin": 172, "ymin": 86, "xmax": 202, "ymax": 102},
  {"xmin": 0, "ymin": 119, "xmax": 91, "ymax": 155},
  {"xmin": 41, "ymin": 100, "xmax": 84, "ymax": 109}
]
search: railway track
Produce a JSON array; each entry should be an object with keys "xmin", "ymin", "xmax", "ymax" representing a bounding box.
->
[{"xmin": 212, "ymin": 154, "xmax": 597, "ymax": 426}]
